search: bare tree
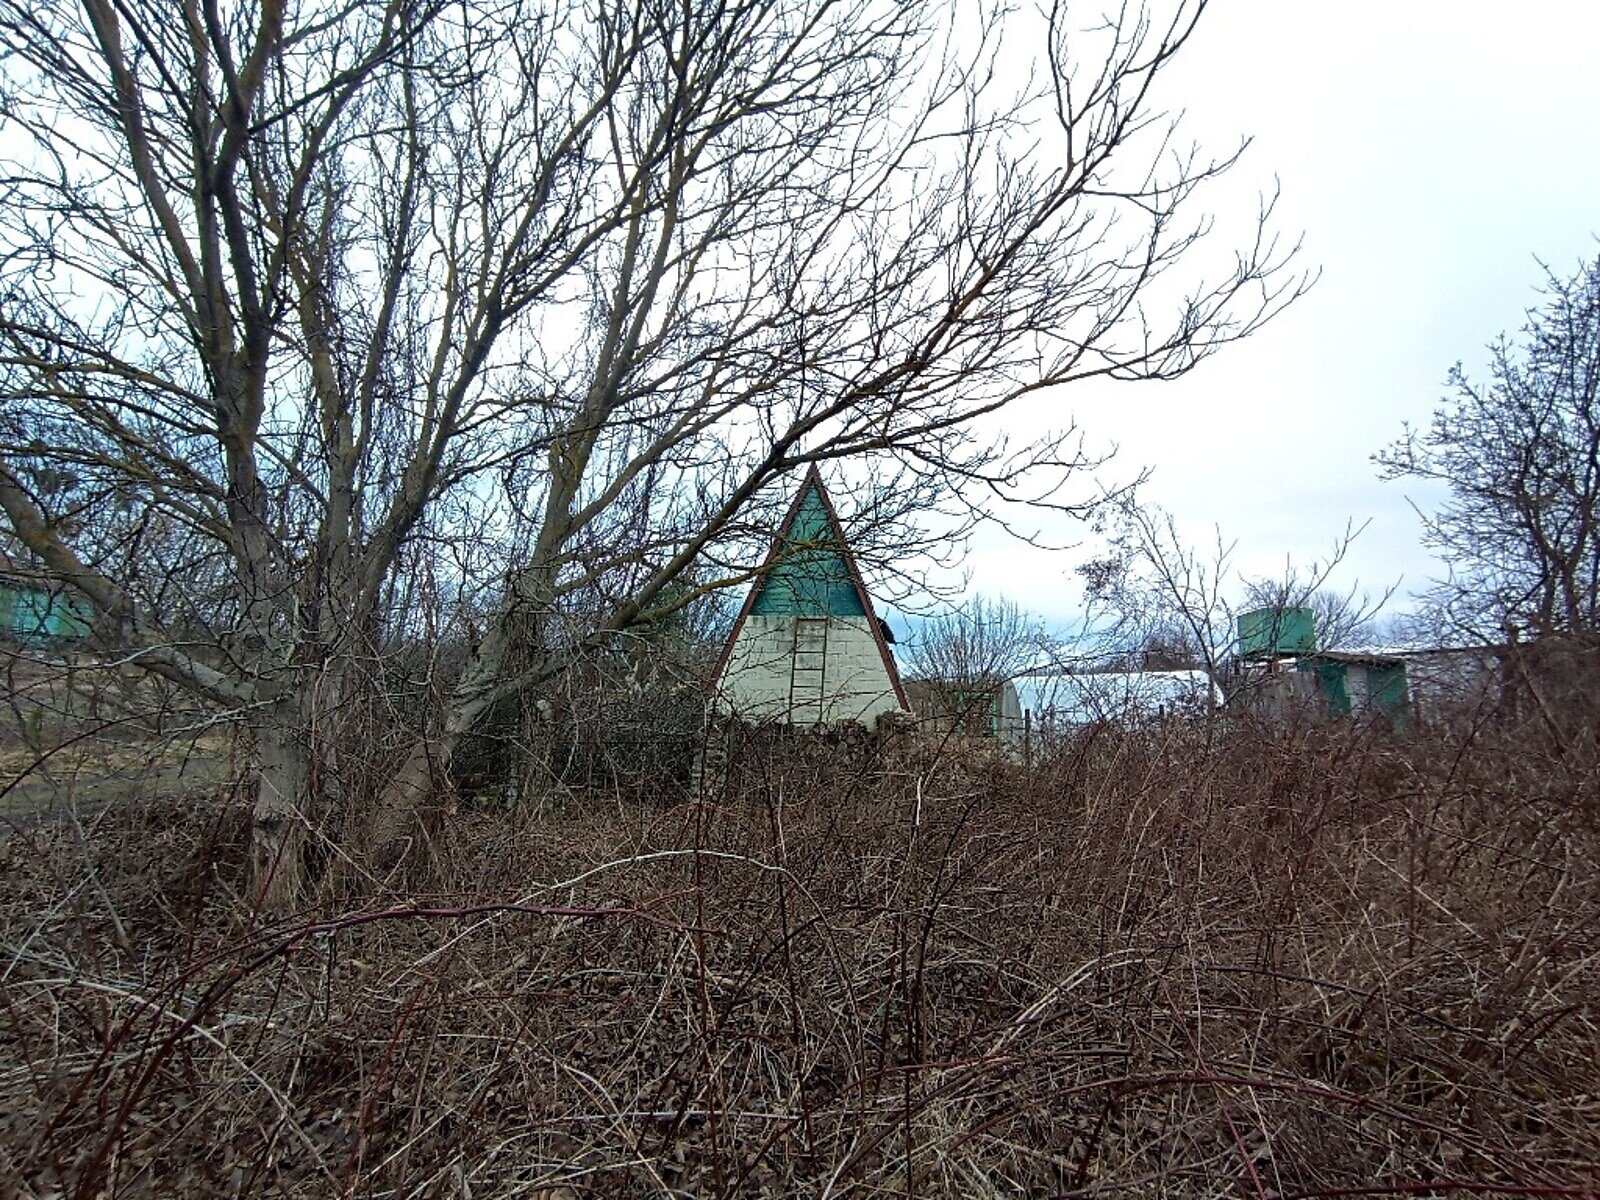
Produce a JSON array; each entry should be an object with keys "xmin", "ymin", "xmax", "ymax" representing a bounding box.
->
[
  {"xmin": 1078, "ymin": 498, "xmax": 1238, "ymax": 688},
  {"xmin": 1378, "ymin": 252, "xmax": 1600, "ymax": 642},
  {"xmin": 903, "ymin": 593, "xmax": 1054, "ymax": 731},
  {"xmin": 0, "ymin": 0, "xmax": 1305, "ymax": 904},
  {"xmin": 1240, "ymin": 569, "xmax": 1393, "ymax": 652},
  {"xmin": 1079, "ymin": 498, "xmax": 1386, "ymax": 697}
]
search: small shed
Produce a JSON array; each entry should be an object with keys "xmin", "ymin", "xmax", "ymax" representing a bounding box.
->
[
  {"xmin": 1396, "ymin": 645, "xmax": 1504, "ymax": 722},
  {"xmin": 710, "ymin": 468, "xmax": 908, "ymax": 726}
]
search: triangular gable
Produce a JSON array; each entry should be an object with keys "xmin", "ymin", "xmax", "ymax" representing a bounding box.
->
[
  {"xmin": 711, "ymin": 466, "xmax": 908, "ymax": 709},
  {"xmin": 748, "ymin": 481, "xmax": 866, "ymax": 617}
]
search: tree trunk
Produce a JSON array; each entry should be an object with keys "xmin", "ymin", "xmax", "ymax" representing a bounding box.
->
[
  {"xmin": 363, "ymin": 601, "xmax": 569, "ymax": 876},
  {"xmin": 364, "ymin": 739, "xmax": 441, "ymax": 873},
  {"xmin": 250, "ymin": 717, "xmax": 311, "ymax": 912},
  {"xmin": 364, "ymin": 659, "xmax": 503, "ymax": 873}
]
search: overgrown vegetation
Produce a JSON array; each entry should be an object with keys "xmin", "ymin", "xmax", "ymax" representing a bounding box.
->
[
  {"xmin": 3, "ymin": 698, "xmax": 1596, "ymax": 1196},
  {"xmin": 0, "ymin": 0, "xmax": 1305, "ymax": 907}
]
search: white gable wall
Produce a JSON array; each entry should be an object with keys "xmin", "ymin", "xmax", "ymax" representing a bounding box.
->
[{"xmin": 716, "ymin": 614, "xmax": 902, "ymax": 725}]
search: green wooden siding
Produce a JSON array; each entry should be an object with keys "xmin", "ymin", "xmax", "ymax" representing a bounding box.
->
[
  {"xmin": 749, "ymin": 484, "xmax": 868, "ymax": 617},
  {"xmin": 1295, "ymin": 655, "xmax": 1410, "ymax": 730}
]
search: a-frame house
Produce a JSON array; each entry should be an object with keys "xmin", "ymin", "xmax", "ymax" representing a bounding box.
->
[{"xmin": 710, "ymin": 468, "xmax": 908, "ymax": 726}]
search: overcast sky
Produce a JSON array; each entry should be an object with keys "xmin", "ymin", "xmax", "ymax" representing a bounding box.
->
[{"xmin": 954, "ymin": 1, "xmax": 1600, "ymax": 628}]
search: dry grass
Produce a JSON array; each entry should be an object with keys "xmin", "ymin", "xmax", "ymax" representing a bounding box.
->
[{"xmin": 1, "ymin": 714, "xmax": 1597, "ymax": 1197}]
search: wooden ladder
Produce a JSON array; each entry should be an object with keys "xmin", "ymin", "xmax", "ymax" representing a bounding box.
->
[{"xmin": 789, "ymin": 617, "xmax": 829, "ymax": 724}]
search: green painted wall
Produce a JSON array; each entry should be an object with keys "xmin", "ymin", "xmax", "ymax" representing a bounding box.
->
[
  {"xmin": 1367, "ymin": 663, "xmax": 1411, "ymax": 727},
  {"xmin": 749, "ymin": 485, "xmax": 868, "ymax": 618},
  {"xmin": 1295, "ymin": 656, "xmax": 1411, "ymax": 730},
  {"xmin": 0, "ymin": 582, "xmax": 92, "ymax": 644},
  {"xmin": 1297, "ymin": 655, "xmax": 1351, "ymax": 715}
]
